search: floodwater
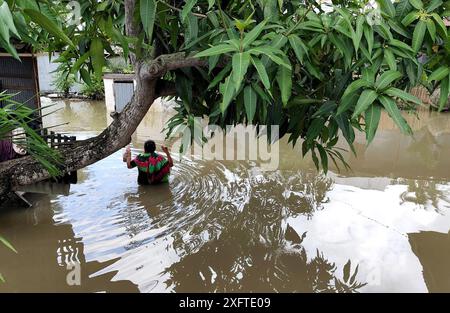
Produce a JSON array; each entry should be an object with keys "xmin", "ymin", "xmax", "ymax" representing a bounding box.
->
[{"xmin": 1, "ymin": 98, "xmax": 450, "ymax": 292}]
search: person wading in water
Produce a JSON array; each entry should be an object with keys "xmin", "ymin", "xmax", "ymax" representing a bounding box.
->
[{"xmin": 123, "ymin": 140, "xmax": 173, "ymax": 185}]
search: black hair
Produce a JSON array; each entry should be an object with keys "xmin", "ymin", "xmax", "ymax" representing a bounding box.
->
[{"xmin": 144, "ymin": 140, "xmax": 156, "ymax": 153}]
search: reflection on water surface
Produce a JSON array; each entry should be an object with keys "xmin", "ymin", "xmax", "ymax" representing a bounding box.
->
[{"xmin": 1, "ymin": 98, "xmax": 450, "ymax": 292}]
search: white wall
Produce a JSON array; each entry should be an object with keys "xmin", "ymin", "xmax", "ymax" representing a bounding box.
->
[{"xmin": 36, "ymin": 53, "xmax": 82, "ymax": 93}]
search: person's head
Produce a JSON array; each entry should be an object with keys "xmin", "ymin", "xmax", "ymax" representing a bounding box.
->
[{"xmin": 144, "ymin": 140, "xmax": 156, "ymax": 153}]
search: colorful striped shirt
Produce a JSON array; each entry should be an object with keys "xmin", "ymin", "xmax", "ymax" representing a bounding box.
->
[{"xmin": 130, "ymin": 153, "xmax": 170, "ymax": 185}]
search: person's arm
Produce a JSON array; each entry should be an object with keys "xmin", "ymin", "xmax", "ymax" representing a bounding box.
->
[
  {"xmin": 124, "ymin": 146, "xmax": 134, "ymax": 169},
  {"xmin": 161, "ymin": 145, "xmax": 173, "ymax": 167}
]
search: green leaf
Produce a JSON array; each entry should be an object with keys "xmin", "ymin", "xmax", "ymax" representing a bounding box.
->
[
  {"xmin": 80, "ymin": 68, "xmax": 92, "ymax": 85},
  {"xmin": 428, "ymin": 66, "xmax": 450, "ymax": 82},
  {"xmin": 208, "ymin": 0, "xmax": 215, "ymax": 10},
  {"xmin": 248, "ymin": 46, "xmax": 291, "ymax": 70},
  {"xmin": 90, "ymin": 38, "xmax": 105, "ymax": 79},
  {"xmin": 409, "ymin": 0, "xmax": 424, "ymax": 9},
  {"xmin": 426, "ymin": 18, "xmax": 436, "ymax": 41},
  {"xmin": 438, "ymin": 75, "xmax": 450, "ymax": 111},
  {"xmin": 364, "ymin": 24, "xmax": 374, "ymax": 55},
  {"xmin": 0, "ymin": 236, "xmax": 17, "ymax": 253},
  {"xmin": 365, "ymin": 104, "xmax": 381, "ymax": 144},
  {"xmin": 232, "ymin": 52, "xmax": 251, "ymax": 92},
  {"xmin": 181, "ymin": 0, "xmax": 198, "ymax": 23},
  {"xmin": 220, "ymin": 75, "xmax": 235, "ymax": 113},
  {"xmin": 208, "ymin": 63, "xmax": 231, "ymax": 89},
  {"xmin": 352, "ymin": 89, "xmax": 378, "ymax": 118},
  {"xmin": 354, "ymin": 15, "xmax": 365, "ymax": 53},
  {"xmin": 0, "ymin": 2, "xmax": 20, "ymax": 38},
  {"xmin": 316, "ymin": 144, "xmax": 328, "ymax": 173},
  {"xmin": 401, "ymin": 11, "xmax": 419, "ymax": 26},
  {"xmin": 244, "ymin": 85, "xmax": 257, "ymax": 123},
  {"xmin": 71, "ymin": 52, "xmax": 90, "ymax": 74},
  {"xmin": 342, "ymin": 79, "xmax": 372, "ymax": 98},
  {"xmin": 140, "ymin": 0, "xmax": 156, "ymax": 41},
  {"xmin": 427, "ymin": 0, "xmax": 443, "ymax": 12},
  {"xmin": 242, "ymin": 20, "xmax": 267, "ymax": 49},
  {"xmin": 251, "ymin": 56, "xmax": 271, "ymax": 91},
  {"xmin": 378, "ymin": 0, "xmax": 396, "ymax": 18},
  {"xmin": 412, "ymin": 20, "xmax": 426, "ymax": 52},
  {"xmin": 384, "ymin": 87, "xmax": 423, "ymax": 105},
  {"xmin": 389, "ymin": 39, "xmax": 414, "ymax": 52},
  {"xmin": 288, "ymin": 34, "xmax": 308, "ymax": 63},
  {"xmin": 343, "ymin": 260, "xmax": 351, "ymax": 283},
  {"xmin": 379, "ymin": 95, "xmax": 412, "ymax": 134},
  {"xmin": 0, "ymin": 36, "xmax": 19, "ymax": 60},
  {"xmin": 384, "ymin": 48, "xmax": 397, "ymax": 70},
  {"xmin": 375, "ymin": 70, "xmax": 402, "ymax": 90},
  {"xmin": 276, "ymin": 62, "xmax": 292, "ymax": 107},
  {"xmin": 0, "ymin": 273, "xmax": 4, "ymax": 283},
  {"xmin": 195, "ymin": 44, "xmax": 237, "ymax": 57},
  {"xmin": 24, "ymin": 9, "xmax": 76, "ymax": 49},
  {"xmin": 431, "ymin": 13, "xmax": 448, "ymax": 36}
]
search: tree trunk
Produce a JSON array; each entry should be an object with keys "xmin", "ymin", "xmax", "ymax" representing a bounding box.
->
[{"xmin": 0, "ymin": 65, "xmax": 157, "ymax": 196}]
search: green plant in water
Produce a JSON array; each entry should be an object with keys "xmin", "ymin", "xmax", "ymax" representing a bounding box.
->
[
  {"xmin": 0, "ymin": 235, "xmax": 17, "ymax": 283},
  {"xmin": 0, "ymin": 92, "xmax": 62, "ymax": 176},
  {"xmin": 80, "ymin": 74, "xmax": 105, "ymax": 100}
]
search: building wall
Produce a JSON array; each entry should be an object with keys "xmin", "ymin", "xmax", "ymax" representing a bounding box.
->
[{"xmin": 36, "ymin": 53, "xmax": 81, "ymax": 94}]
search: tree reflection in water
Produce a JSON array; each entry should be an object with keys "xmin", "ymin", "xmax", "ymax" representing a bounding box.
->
[{"xmin": 161, "ymin": 168, "xmax": 366, "ymax": 292}]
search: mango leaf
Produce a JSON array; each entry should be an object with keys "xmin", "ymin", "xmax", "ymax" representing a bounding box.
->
[
  {"xmin": 375, "ymin": 70, "xmax": 402, "ymax": 90},
  {"xmin": 220, "ymin": 75, "xmax": 235, "ymax": 113},
  {"xmin": 343, "ymin": 260, "xmax": 351, "ymax": 283},
  {"xmin": 352, "ymin": 89, "xmax": 378, "ymax": 118},
  {"xmin": 316, "ymin": 144, "xmax": 328, "ymax": 173},
  {"xmin": 242, "ymin": 20, "xmax": 267, "ymax": 49},
  {"xmin": 426, "ymin": 18, "xmax": 436, "ymax": 41},
  {"xmin": 401, "ymin": 11, "xmax": 419, "ymax": 26},
  {"xmin": 409, "ymin": 0, "xmax": 424, "ymax": 9},
  {"xmin": 0, "ymin": 236, "xmax": 17, "ymax": 253},
  {"xmin": 251, "ymin": 56, "xmax": 271, "ymax": 91},
  {"xmin": 80, "ymin": 68, "xmax": 92, "ymax": 85},
  {"xmin": 0, "ymin": 2, "xmax": 20, "ymax": 38},
  {"xmin": 140, "ymin": 0, "xmax": 156, "ymax": 41},
  {"xmin": 384, "ymin": 87, "xmax": 423, "ymax": 105},
  {"xmin": 378, "ymin": 0, "xmax": 396, "ymax": 18},
  {"xmin": 90, "ymin": 38, "xmax": 105, "ymax": 79},
  {"xmin": 379, "ymin": 95, "xmax": 412, "ymax": 134},
  {"xmin": 288, "ymin": 34, "xmax": 309, "ymax": 63},
  {"xmin": 431, "ymin": 13, "xmax": 448, "ymax": 36},
  {"xmin": 0, "ymin": 36, "xmax": 19, "ymax": 60},
  {"xmin": 342, "ymin": 79, "xmax": 372, "ymax": 98},
  {"xmin": 232, "ymin": 52, "xmax": 251, "ymax": 92},
  {"xmin": 365, "ymin": 104, "xmax": 381, "ymax": 144},
  {"xmin": 24, "ymin": 9, "xmax": 76, "ymax": 49},
  {"xmin": 71, "ymin": 52, "xmax": 90, "ymax": 74},
  {"xmin": 208, "ymin": 63, "xmax": 232, "ymax": 89},
  {"xmin": 181, "ymin": 0, "xmax": 198, "ymax": 23},
  {"xmin": 195, "ymin": 44, "xmax": 237, "ymax": 57},
  {"xmin": 428, "ymin": 66, "xmax": 450, "ymax": 82},
  {"xmin": 248, "ymin": 46, "xmax": 291, "ymax": 70},
  {"xmin": 276, "ymin": 61, "xmax": 292, "ymax": 107},
  {"xmin": 412, "ymin": 20, "xmax": 426, "ymax": 52},
  {"xmin": 363, "ymin": 24, "xmax": 374, "ymax": 54},
  {"xmin": 384, "ymin": 48, "xmax": 397, "ymax": 70},
  {"xmin": 244, "ymin": 85, "xmax": 257, "ymax": 123}
]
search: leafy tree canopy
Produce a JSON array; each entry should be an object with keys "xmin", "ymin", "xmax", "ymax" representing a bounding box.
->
[{"xmin": 0, "ymin": 0, "xmax": 449, "ymax": 171}]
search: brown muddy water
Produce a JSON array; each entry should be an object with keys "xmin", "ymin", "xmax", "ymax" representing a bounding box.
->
[{"xmin": 1, "ymin": 98, "xmax": 450, "ymax": 292}]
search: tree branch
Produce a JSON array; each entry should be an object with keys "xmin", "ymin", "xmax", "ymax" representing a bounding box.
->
[{"xmin": 140, "ymin": 53, "xmax": 208, "ymax": 80}]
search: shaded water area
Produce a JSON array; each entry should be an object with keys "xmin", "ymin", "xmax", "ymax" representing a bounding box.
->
[{"xmin": 1, "ymin": 98, "xmax": 450, "ymax": 292}]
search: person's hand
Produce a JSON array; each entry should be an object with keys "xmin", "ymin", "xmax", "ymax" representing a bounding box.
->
[{"xmin": 161, "ymin": 145, "xmax": 169, "ymax": 153}]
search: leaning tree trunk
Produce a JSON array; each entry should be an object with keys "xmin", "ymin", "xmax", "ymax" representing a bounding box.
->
[
  {"xmin": 0, "ymin": 0, "xmax": 207, "ymax": 197},
  {"xmin": 0, "ymin": 53, "xmax": 205, "ymax": 197},
  {"xmin": 0, "ymin": 67, "xmax": 157, "ymax": 196}
]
